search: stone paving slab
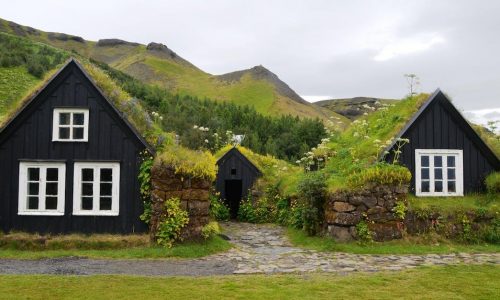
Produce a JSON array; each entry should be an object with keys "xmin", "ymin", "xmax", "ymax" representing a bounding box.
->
[{"xmin": 0, "ymin": 222, "xmax": 498, "ymax": 276}]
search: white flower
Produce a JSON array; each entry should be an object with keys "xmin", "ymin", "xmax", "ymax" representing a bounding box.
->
[
  {"xmin": 204, "ymin": 139, "xmax": 209, "ymax": 143},
  {"xmin": 193, "ymin": 125, "xmax": 198, "ymax": 129},
  {"xmin": 296, "ymin": 160, "xmax": 301, "ymax": 164}
]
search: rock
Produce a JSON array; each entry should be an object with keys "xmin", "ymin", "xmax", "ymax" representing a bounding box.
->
[
  {"xmin": 327, "ymin": 212, "xmax": 362, "ymax": 226},
  {"xmin": 363, "ymin": 196, "xmax": 378, "ymax": 208},
  {"xmin": 333, "ymin": 201, "xmax": 356, "ymax": 212},
  {"xmin": 96, "ymin": 39, "xmax": 140, "ymax": 47},
  {"xmin": 188, "ymin": 200, "xmax": 210, "ymax": 216},
  {"xmin": 348, "ymin": 195, "xmax": 365, "ymax": 206},
  {"xmin": 327, "ymin": 225, "xmax": 354, "ymax": 242},
  {"xmin": 368, "ymin": 222, "xmax": 402, "ymax": 241}
]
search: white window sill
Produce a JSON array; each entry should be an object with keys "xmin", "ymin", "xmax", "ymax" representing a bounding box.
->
[
  {"xmin": 415, "ymin": 193, "xmax": 464, "ymax": 197},
  {"xmin": 72, "ymin": 211, "xmax": 119, "ymax": 216},
  {"xmin": 52, "ymin": 139, "xmax": 88, "ymax": 142},
  {"xmin": 18, "ymin": 211, "xmax": 65, "ymax": 216}
]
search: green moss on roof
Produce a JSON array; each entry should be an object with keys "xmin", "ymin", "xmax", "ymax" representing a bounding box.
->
[{"xmin": 155, "ymin": 145, "xmax": 217, "ymax": 181}]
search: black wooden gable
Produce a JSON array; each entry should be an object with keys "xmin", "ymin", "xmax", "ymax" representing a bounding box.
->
[
  {"xmin": 384, "ymin": 89, "xmax": 500, "ymax": 169},
  {"xmin": 217, "ymin": 147, "xmax": 262, "ymax": 175},
  {"xmin": 0, "ymin": 58, "xmax": 152, "ymax": 152}
]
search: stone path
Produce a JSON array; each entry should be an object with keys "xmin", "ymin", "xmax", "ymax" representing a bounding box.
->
[{"xmin": 0, "ymin": 222, "xmax": 498, "ymax": 276}]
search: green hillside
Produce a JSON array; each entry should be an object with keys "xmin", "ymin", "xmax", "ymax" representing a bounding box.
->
[{"xmin": 0, "ymin": 18, "xmax": 349, "ymax": 125}]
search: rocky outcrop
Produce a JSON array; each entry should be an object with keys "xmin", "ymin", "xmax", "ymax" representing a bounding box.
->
[
  {"xmin": 324, "ymin": 184, "xmax": 408, "ymax": 242},
  {"xmin": 149, "ymin": 162, "xmax": 211, "ymax": 241},
  {"xmin": 96, "ymin": 39, "xmax": 140, "ymax": 47},
  {"xmin": 47, "ymin": 32, "xmax": 85, "ymax": 43}
]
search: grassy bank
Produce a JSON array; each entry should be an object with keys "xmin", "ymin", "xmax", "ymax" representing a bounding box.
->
[
  {"xmin": 287, "ymin": 228, "xmax": 500, "ymax": 254},
  {"xmin": 0, "ymin": 265, "xmax": 498, "ymax": 299},
  {"xmin": 0, "ymin": 235, "xmax": 231, "ymax": 259}
]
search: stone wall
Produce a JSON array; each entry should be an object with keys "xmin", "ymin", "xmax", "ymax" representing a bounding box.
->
[
  {"xmin": 324, "ymin": 184, "xmax": 408, "ymax": 242},
  {"xmin": 149, "ymin": 162, "xmax": 211, "ymax": 241}
]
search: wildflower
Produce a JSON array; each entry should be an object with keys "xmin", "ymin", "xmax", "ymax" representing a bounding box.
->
[
  {"xmin": 193, "ymin": 125, "xmax": 199, "ymax": 129},
  {"xmin": 204, "ymin": 139, "xmax": 209, "ymax": 143}
]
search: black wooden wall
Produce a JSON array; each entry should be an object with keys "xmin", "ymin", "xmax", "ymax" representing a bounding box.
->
[
  {"xmin": 385, "ymin": 91, "xmax": 500, "ymax": 194},
  {"xmin": 0, "ymin": 60, "xmax": 148, "ymax": 233},
  {"xmin": 216, "ymin": 148, "xmax": 261, "ymax": 201}
]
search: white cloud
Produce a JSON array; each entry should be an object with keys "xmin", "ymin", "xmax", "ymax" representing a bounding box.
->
[
  {"xmin": 373, "ymin": 34, "xmax": 445, "ymax": 61},
  {"xmin": 300, "ymin": 95, "xmax": 333, "ymax": 102},
  {"xmin": 464, "ymin": 108, "xmax": 500, "ymax": 133}
]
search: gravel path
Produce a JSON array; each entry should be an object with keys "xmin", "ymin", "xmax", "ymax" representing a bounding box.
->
[{"xmin": 0, "ymin": 222, "xmax": 498, "ymax": 276}]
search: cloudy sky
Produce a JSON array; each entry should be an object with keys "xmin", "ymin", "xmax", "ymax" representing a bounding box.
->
[{"xmin": 2, "ymin": 0, "xmax": 499, "ymax": 125}]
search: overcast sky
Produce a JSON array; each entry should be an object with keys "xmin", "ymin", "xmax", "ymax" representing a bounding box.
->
[{"xmin": 2, "ymin": 0, "xmax": 499, "ymax": 124}]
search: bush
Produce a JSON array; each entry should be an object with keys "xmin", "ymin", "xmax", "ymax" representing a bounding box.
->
[
  {"xmin": 155, "ymin": 197, "xmax": 189, "ymax": 248},
  {"xmin": 201, "ymin": 221, "xmax": 221, "ymax": 239},
  {"xmin": 482, "ymin": 216, "xmax": 500, "ymax": 244},
  {"xmin": 209, "ymin": 194, "xmax": 230, "ymax": 221},
  {"xmin": 237, "ymin": 197, "xmax": 258, "ymax": 223},
  {"xmin": 347, "ymin": 163, "xmax": 411, "ymax": 189},
  {"xmin": 485, "ymin": 172, "xmax": 500, "ymax": 194},
  {"xmin": 297, "ymin": 172, "xmax": 327, "ymax": 236}
]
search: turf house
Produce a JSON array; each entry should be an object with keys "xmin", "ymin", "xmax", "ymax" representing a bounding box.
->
[
  {"xmin": 384, "ymin": 89, "xmax": 500, "ymax": 196},
  {"xmin": 0, "ymin": 58, "xmax": 153, "ymax": 234}
]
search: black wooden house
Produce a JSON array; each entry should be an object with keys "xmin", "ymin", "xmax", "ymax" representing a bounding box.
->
[
  {"xmin": 384, "ymin": 89, "xmax": 500, "ymax": 196},
  {"xmin": 0, "ymin": 59, "xmax": 151, "ymax": 233},
  {"xmin": 216, "ymin": 147, "xmax": 261, "ymax": 218}
]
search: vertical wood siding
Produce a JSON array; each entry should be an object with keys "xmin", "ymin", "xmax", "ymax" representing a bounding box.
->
[{"xmin": 0, "ymin": 62, "xmax": 147, "ymax": 233}]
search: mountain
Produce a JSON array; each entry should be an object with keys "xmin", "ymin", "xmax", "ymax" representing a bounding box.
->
[
  {"xmin": 314, "ymin": 97, "xmax": 397, "ymax": 120},
  {"xmin": 0, "ymin": 18, "xmax": 348, "ymax": 124}
]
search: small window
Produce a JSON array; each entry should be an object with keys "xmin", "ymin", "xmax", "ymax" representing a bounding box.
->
[
  {"xmin": 231, "ymin": 168, "xmax": 237, "ymax": 175},
  {"xmin": 415, "ymin": 149, "xmax": 463, "ymax": 196},
  {"xmin": 52, "ymin": 108, "xmax": 89, "ymax": 142},
  {"xmin": 18, "ymin": 162, "xmax": 66, "ymax": 215},
  {"xmin": 73, "ymin": 162, "xmax": 120, "ymax": 216}
]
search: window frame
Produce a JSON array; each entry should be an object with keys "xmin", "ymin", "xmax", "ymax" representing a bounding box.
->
[
  {"xmin": 415, "ymin": 149, "xmax": 464, "ymax": 197},
  {"xmin": 73, "ymin": 162, "xmax": 120, "ymax": 216},
  {"xmin": 18, "ymin": 162, "xmax": 66, "ymax": 216},
  {"xmin": 52, "ymin": 108, "xmax": 89, "ymax": 142}
]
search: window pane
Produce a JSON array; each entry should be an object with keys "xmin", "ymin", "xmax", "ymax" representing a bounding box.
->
[
  {"xmin": 100, "ymin": 197, "xmax": 112, "ymax": 210},
  {"xmin": 46, "ymin": 182, "xmax": 58, "ymax": 195},
  {"xmin": 421, "ymin": 168, "xmax": 429, "ymax": 179},
  {"xmin": 82, "ymin": 169, "xmax": 93, "ymax": 181},
  {"xmin": 59, "ymin": 113, "xmax": 70, "ymax": 125},
  {"xmin": 73, "ymin": 128, "xmax": 84, "ymax": 140},
  {"xmin": 434, "ymin": 156, "xmax": 442, "ymax": 167},
  {"xmin": 447, "ymin": 156, "xmax": 455, "ymax": 167},
  {"xmin": 421, "ymin": 181, "xmax": 430, "ymax": 192},
  {"xmin": 28, "ymin": 182, "xmax": 39, "ymax": 195},
  {"xmin": 434, "ymin": 168, "xmax": 443, "ymax": 180},
  {"xmin": 421, "ymin": 156, "xmax": 429, "ymax": 167},
  {"xmin": 82, "ymin": 183, "xmax": 93, "ymax": 196},
  {"xmin": 73, "ymin": 113, "xmax": 84, "ymax": 125},
  {"xmin": 447, "ymin": 168, "xmax": 456, "ymax": 180},
  {"xmin": 46, "ymin": 197, "xmax": 57, "ymax": 210},
  {"xmin": 448, "ymin": 181, "xmax": 456, "ymax": 193},
  {"xmin": 435, "ymin": 181, "xmax": 443, "ymax": 192},
  {"xmin": 28, "ymin": 168, "xmax": 39, "ymax": 181},
  {"xmin": 28, "ymin": 196, "xmax": 39, "ymax": 209},
  {"xmin": 59, "ymin": 127, "xmax": 70, "ymax": 139},
  {"xmin": 100, "ymin": 183, "xmax": 112, "ymax": 196},
  {"xmin": 82, "ymin": 197, "xmax": 93, "ymax": 210},
  {"xmin": 100, "ymin": 168, "xmax": 113, "ymax": 182},
  {"xmin": 46, "ymin": 168, "xmax": 58, "ymax": 181}
]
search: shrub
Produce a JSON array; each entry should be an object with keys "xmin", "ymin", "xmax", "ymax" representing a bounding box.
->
[
  {"xmin": 393, "ymin": 201, "xmax": 407, "ymax": 220},
  {"xmin": 482, "ymin": 215, "xmax": 500, "ymax": 244},
  {"xmin": 155, "ymin": 197, "xmax": 189, "ymax": 248},
  {"xmin": 209, "ymin": 194, "xmax": 230, "ymax": 221},
  {"xmin": 138, "ymin": 153, "xmax": 154, "ymax": 224},
  {"xmin": 201, "ymin": 221, "xmax": 221, "ymax": 239},
  {"xmin": 485, "ymin": 172, "xmax": 500, "ymax": 194},
  {"xmin": 347, "ymin": 163, "xmax": 411, "ymax": 189},
  {"xmin": 237, "ymin": 197, "xmax": 258, "ymax": 223},
  {"xmin": 355, "ymin": 220, "xmax": 373, "ymax": 243},
  {"xmin": 297, "ymin": 172, "xmax": 327, "ymax": 236}
]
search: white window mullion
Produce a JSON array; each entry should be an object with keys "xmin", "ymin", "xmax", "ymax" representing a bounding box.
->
[
  {"xmin": 94, "ymin": 168, "xmax": 101, "ymax": 212},
  {"xmin": 429, "ymin": 154, "xmax": 435, "ymax": 194}
]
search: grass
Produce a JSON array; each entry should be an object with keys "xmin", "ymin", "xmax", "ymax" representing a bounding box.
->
[
  {"xmin": 0, "ymin": 265, "xmax": 498, "ymax": 299},
  {"xmin": 0, "ymin": 235, "xmax": 231, "ymax": 259},
  {"xmin": 408, "ymin": 194, "xmax": 500, "ymax": 216},
  {"xmin": 287, "ymin": 228, "xmax": 500, "ymax": 254}
]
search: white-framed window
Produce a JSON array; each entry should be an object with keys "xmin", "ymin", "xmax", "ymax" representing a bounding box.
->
[
  {"xmin": 415, "ymin": 149, "xmax": 464, "ymax": 196},
  {"xmin": 18, "ymin": 162, "xmax": 66, "ymax": 215},
  {"xmin": 73, "ymin": 162, "xmax": 120, "ymax": 216},
  {"xmin": 52, "ymin": 108, "xmax": 89, "ymax": 142}
]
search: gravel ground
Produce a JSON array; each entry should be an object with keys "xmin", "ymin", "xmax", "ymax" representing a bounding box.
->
[{"xmin": 0, "ymin": 222, "xmax": 498, "ymax": 276}]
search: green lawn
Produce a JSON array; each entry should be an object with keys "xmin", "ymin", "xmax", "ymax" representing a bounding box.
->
[
  {"xmin": 287, "ymin": 228, "xmax": 500, "ymax": 254},
  {"xmin": 0, "ymin": 235, "xmax": 231, "ymax": 259},
  {"xmin": 408, "ymin": 194, "xmax": 499, "ymax": 215},
  {"xmin": 0, "ymin": 265, "xmax": 498, "ymax": 299}
]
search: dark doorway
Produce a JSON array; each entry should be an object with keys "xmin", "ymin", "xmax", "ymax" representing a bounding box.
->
[{"xmin": 225, "ymin": 180, "xmax": 243, "ymax": 219}]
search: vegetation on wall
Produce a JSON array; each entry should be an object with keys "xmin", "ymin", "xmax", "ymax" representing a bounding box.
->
[
  {"xmin": 155, "ymin": 145, "xmax": 217, "ymax": 181},
  {"xmin": 154, "ymin": 197, "xmax": 189, "ymax": 248}
]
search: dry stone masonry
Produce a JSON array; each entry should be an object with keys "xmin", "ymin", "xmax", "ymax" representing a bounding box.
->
[
  {"xmin": 149, "ymin": 162, "xmax": 211, "ymax": 241},
  {"xmin": 325, "ymin": 184, "xmax": 408, "ymax": 241}
]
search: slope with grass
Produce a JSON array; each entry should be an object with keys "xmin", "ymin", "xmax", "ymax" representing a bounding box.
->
[
  {"xmin": 315, "ymin": 96, "xmax": 397, "ymax": 120},
  {"xmin": 0, "ymin": 18, "xmax": 348, "ymax": 123}
]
